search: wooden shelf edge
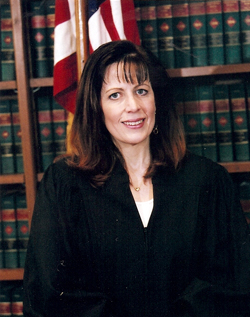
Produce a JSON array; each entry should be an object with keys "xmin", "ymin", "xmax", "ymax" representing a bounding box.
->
[
  {"xmin": 220, "ymin": 161, "xmax": 250, "ymax": 173},
  {"xmin": 0, "ymin": 80, "xmax": 17, "ymax": 90},
  {"xmin": 30, "ymin": 77, "xmax": 53, "ymax": 88},
  {"xmin": 0, "ymin": 268, "xmax": 24, "ymax": 281},
  {"xmin": 167, "ymin": 63, "xmax": 250, "ymax": 78},
  {"xmin": 0, "ymin": 174, "xmax": 25, "ymax": 185}
]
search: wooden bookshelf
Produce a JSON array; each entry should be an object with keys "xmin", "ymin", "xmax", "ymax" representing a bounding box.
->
[
  {"xmin": 167, "ymin": 63, "xmax": 250, "ymax": 78},
  {"xmin": 220, "ymin": 162, "xmax": 250, "ymax": 174},
  {"xmin": 0, "ymin": 269, "xmax": 24, "ymax": 281}
]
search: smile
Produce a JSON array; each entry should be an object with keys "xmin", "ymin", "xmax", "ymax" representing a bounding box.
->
[{"xmin": 123, "ymin": 119, "xmax": 144, "ymax": 126}]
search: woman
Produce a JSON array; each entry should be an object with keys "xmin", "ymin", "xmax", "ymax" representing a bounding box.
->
[{"xmin": 23, "ymin": 40, "xmax": 250, "ymax": 316}]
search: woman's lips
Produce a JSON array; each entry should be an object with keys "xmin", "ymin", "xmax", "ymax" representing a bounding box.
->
[{"xmin": 122, "ymin": 119, "xmax": 145, "ymax": 126}]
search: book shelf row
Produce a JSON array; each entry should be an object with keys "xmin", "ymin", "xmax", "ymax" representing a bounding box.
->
[
  {"xmin": 0, "ymin": 1, "xmax": 55, "ymax": 81},
  {"xmin": 0, "ymin": 190, "xmax": 28, "ymax": 269},
  {"xmin": 35, "ymin": 88, "xmax": 68, "ymax": 172},
  {"xmin": 0, "ymin": 90, "xmax": 68, "ymax": 176},
  {"xmin": 174, "ymin": 78, "xmax": 250, "ymax": 163},
  {"xmin": 0, "ymin": 281, "xmax": 23, "ymax": 316},
  {"xmin": 135, "ymin": 0, "xmax": 250, "ymax": 69}
]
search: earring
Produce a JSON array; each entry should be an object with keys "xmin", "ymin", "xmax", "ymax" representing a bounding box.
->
[{"xmin": 153, "ymin": 125, "xmax": 159, "ymax": 135}]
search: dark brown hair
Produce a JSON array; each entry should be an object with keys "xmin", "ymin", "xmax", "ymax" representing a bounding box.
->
[{"xmin": 67, "ymin": 40, "xmax": 186, "ymax": 187}]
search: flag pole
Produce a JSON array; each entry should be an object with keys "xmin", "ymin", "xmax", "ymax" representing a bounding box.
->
[{"xmin": 67, "ymin": 0, "xmax": 89, "ymax": 152}]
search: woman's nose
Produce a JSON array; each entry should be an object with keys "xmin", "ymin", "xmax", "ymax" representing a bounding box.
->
[{"xmin": 125, "ymin": 94, "xmax": 140, "ymax": 112}]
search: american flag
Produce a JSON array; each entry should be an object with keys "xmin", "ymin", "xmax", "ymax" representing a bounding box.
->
[{"xmin": 53, "ymin": 0, "xmax": 140, "ymax": 114}]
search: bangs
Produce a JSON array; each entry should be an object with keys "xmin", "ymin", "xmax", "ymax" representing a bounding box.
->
[{"xmin": 104, "ymin": 54, "xmax": 150, "ymax": 85}]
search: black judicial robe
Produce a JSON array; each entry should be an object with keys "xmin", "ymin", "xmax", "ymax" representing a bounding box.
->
[{"xmin": 23, "ymin": 153, "xmax": 250, "ymax": 316}]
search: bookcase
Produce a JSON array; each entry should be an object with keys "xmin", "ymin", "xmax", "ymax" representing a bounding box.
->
[
  {"xmin": 0, "ymin": 0, "xmax": 250, "ymax": 283},
  {"xmin": 0, "ymin": 0, "xmax": 54, "ymax": 281}
]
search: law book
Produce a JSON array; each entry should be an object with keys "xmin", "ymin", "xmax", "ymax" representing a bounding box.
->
[
  {"xmin": 30, "ymin": 1, "xmax": 49, "ymax": 78},
  {"xmin": 156, "ymin": 1, "xmax": 175, "ymax": 69},
  {"xmin": 205, "ymin": 0, "xmax": 225, "ymax": 65},
  {"xmin": 0, "ymin": 5, "xmax": 15, "ymax": 81},
  {"xmin": 0, "ymin": 99, "xmax": 15, "ymax": 174},
  {"xmin": 15, "ymin": 192, "xmax": 28, "ymax": 268},
  {"xmin": 0, "ymin": 283, "xmax": 12, "ymax": 316},
  {"xmin": 173, "ymin": 84, "xmax": 185, "ymax": 126},
  {"xmin": 213, "ymin": 83, "xmax": 234, "ymax": 162},
  {"xmin": 134, "ymin": 0, "xmax": 142, "ymax": 40},
  {"xmin": 0, "ymin": 202, "xmax": 3, "ymax": 269},
  {"xmin": 189, "ymin": 0, "xmax": 208, "ymax": 67},
  {"xmin": 51, "ymin": 99, "xmax": 67, "ymax": 158},
  {"xmin": 239, "ymin": 0, "xmax": 250, "ymax": 63},
  {"xmin": 172, "ymin": 1, "xmax": 191, "ymax": 68},
  {"xmin": 140, "ymin": 1, "xmax": 158, "ymax": 57},
  {"xmin": 229, "ymin": 82, "xmax": 250, "ymax": 161},
  {"xmin": 45, "ymin": 0, "xmax": 55, "ymax": 77},
  {"xmin": 198, "ymin": 84, "xmax": 217, "ymax": 161},
  {"xmin": 11, "ymin": 285, "xmax": 23, "ymax": 317},
  {"xmin": 36, "ymin": 94, "xmax": 54, "ymax": 171},
  {"xmin": 222, "ymin": 0, "xmax": 242, "ymax": 64},
  {"xmin": 183, "ymin": 84, "xmax": 203, "ymax": 156},
  {"xmin": 239, "ymin": 181, "xmax": 250, "ymax": 227},
  {"xmin": 246, "ymin": 80, "xmax": 250, "ymax": 126},
  {"xmin": 1, "ymin": 193, "xmax": 18, "ymax": 268},
  {"xmin": 10, "ymin": 99, "xmax": 24, "ymax": 174}
]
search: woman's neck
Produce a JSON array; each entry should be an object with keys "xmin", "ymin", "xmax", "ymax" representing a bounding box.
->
[{"xmin": 118, "ymin": 143, "xmax": 153, "ymax": 202}]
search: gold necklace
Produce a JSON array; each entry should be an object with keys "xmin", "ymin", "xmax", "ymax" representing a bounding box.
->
[{"xmin": 129, "ymin": 177, "xmax": 144, "ymax": 192}]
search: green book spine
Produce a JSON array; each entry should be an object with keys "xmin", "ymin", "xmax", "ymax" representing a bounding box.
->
[
  {"xmin": 189, "ymin": 0, "xmax": 208, "ymax": 66},
  {"xmin": 239, "ymin": 0, "xmax": 250, "ymax": 63},
  {"xmin": 198, "ymin": 85, "xmax": 217, "ymax": 161},
  {"xmin": 134, "ymin": 0, "xmax": 142, "ymax": 41},
  {"xmin": 0, "ymin": 99, "xmax": 15, "ymax": 174},
  {"xmin": 10, "ymin": 99, "xmax": 24, "ymax": 174},
  {"xmin": 229, "ymin": 82, "xmax": 250, "ymax": 161},
  {"xmin": 140, "ymin": 1, "xmax": 158, "ymax": 57},
  {"xmin": 11, "ymin": 285, "xmax": 24, "ymax": 317},
  {"xmin": 51, "ymin": 99, "xmax": 67, "ymax": 157},
  {"xmin": 45, "ymin": 0, "xmax": 55, "ymax": 77},
  {"xmin": 222, "ymin": 0, "xmax": 242, "ymax": 64},
  {"xmin": 0, "ymin": 5, "xmax": 15, "ymax": 81},
  {"xmin": 0, "ymin": 204, "xmax": 3, "ymax": 269},
  {"xmin": 156, "ymin": 1, "xmax": 175, "ymax": 68},
  {"xmin": 214, "ymin": 84, "xmax": 233, "ymax": 162},
  {"xmin": 172, "ymin": 1, "xmax": 191, "ymax": 68},
  {"xmin": 1, "ymin": 194, "xmax": 18, "ymax": 268},
  {"xmin": 36, "ymin": 94, "xmax": 54, "ymax": 171},
  {"xmin": 183, "ymin": 85, "xmax": 203, "ymax": 155},
  {"xmin": 15, "ymin": 192, "xmax": 28, "ymax": 268},
  {"xmin": 206, "ymin": 0, "xmax": 225, "ymax": 65},
  {"xmin": 30, "ymin": 1, "xmax": 49, "ymax": 78},
  {"xmin": 0, "ymin": 283, "xmax": 12, "ymax": 316},
  {"xmin": 239, "ymin": 181, "xmax": 250, "ymax": 227},
  {"xmin": 173, "ymin": 84, "xmax": 185, "ymax": 126}
]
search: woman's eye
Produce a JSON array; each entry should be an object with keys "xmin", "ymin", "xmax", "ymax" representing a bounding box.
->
[
  {"xmin": 137, "ymin": 89, "xmax": 147, "ymax": 96},
  {"xmin": 110, "ymin": 92, "xmax": 120, "ymax": 100}
]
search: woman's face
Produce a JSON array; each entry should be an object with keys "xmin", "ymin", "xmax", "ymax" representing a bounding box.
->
[{"xmin": 100, "ymin": 62, "xmax": 156, "ymax": 150}]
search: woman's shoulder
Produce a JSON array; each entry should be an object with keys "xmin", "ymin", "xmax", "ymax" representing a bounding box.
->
[
  {"xmin": 42, "ymin": 157, "xmax": 90, "ymax": 188},
  {"xmin": 178, "ymin": 151, "xmax": 231, "ymax": 184}
]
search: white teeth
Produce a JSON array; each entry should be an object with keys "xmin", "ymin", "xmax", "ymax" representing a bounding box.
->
[{"xmin": 123, "ymin": 119, "xmax": 143, "ymax": 126}]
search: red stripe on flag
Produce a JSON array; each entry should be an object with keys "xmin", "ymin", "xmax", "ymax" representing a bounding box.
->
[
  {"xmin": 53, "ymin": 53, "xmax": 77, "ymax": 113},
  {"xmin": 121, "ymin": 0, "xmax": 140, "ymax": 45},
  {"xmin": 100, "ymin": 0, "xmax": 120, "ymax": 41},
  {"xmin": 55, "ymin": 0, "xmax": 71, "ymax": 26}
]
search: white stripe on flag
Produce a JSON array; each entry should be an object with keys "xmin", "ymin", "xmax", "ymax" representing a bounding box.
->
[
  {"xmin": 54, "ymin": 19, "xmax": 76, "ymax": 65},
  {"xmin": 110, "ymin": 0, "xmax": 126, "ymax": 40},
  {"xmin": 54, "ymin": 0, "xmax": 76, "ymax": 65},
  {"xmin": 88, "ymin": 8, "xmax": 111, "ymax": 51}
]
